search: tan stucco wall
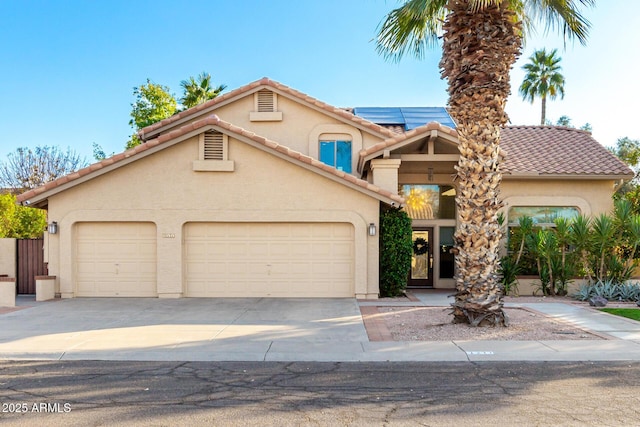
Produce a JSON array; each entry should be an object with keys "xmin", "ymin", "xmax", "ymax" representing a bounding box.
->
[
  {"xmin": 501, "ymin": 179, "xmax": 616, "ymax": 219},
  {"xmin": 179, "ymin": 93, "xmax": 384, "ymax": 175},
  {"xmin": 0, "ymin": 238, "xmax": 16, "ymax": 277},
  {"xmin": 0, "ymin": 278, "xmax": 16, "ymax": 307},
  {"xmin": 509, "ymin": 277, "xmax": 585, "ymax": 297},
  {"xmin": 46, "ymin": 135, "xmax": 381, "ymax": 299}
]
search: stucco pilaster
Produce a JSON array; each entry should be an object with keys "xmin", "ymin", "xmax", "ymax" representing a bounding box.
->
[{"xmin": 370, "ymin": 159, "xmax": 402, "ymax": 194}]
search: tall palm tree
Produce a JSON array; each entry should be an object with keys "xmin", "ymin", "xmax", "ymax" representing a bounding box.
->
[
  {"xmin": 180, "ymin": 72, "xmax": 227, "ymax": 109},
  {"xmin": 376, "ymin": 0, "xmax": 593, "ymax": 326},
  {"xmin": 519, "ymin": 48, "xmax": 566, "ymax": 125}
]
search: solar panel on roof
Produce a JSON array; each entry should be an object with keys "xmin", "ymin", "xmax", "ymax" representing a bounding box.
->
[
  {"xmin": 352, "ymin": 107, "xmax": 405, "ymax": 125},
  {"xmin": 353, "ymin": 107, "xmax": 456, "ymax": 129}
]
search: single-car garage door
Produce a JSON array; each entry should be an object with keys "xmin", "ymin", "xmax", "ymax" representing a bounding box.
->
[
  {"xmin": 184, "ymin": 222, "xmax": 354, "ymax": 297},
  {"xmin": 75, "ymin": 222, "xmax": 157, "ymax": 297}
]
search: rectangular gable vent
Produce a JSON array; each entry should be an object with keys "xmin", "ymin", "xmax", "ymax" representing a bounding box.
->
[
  {"xmin": 203, "ymin": 131, "xmax": 224, "ymax": 160},
  {"xmin": 257, "ymin": 89, "xmax": 275, "ymax": 112}
]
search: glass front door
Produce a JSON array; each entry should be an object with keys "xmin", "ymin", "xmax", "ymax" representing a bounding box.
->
[{"xmin": 409, "ymin": 227, "xmax": 434, "ymax": 288}]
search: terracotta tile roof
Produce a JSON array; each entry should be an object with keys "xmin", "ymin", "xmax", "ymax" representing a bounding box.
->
[
  {"xmin": 139, "ymin": 78, "xmax": 398, "ymax": 140},
  {"xmin": 359, "ymin": 123, "xmax": 632, "ymax": 178},
  {"xmin": 360, "ymin": 121, "xmax": 458, "ymax": 158},
  {"xmin": 501, "ymin": 126, "xmax": 633, "ymax": 177},
  {"xmin": 383, "ymin": 125, "xmax": 406, "ymax": 134},
  {"xmin": 18, "ymin": 115, "xmax": 403, "ymax": 206}
]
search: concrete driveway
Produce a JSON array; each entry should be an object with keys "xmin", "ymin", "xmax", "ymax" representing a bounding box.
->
[{"xmin": 0, "ymin": 297, "xmax": 369, "ymax": 361}]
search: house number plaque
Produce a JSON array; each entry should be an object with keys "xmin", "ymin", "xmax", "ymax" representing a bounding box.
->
[{"xmin": 162, "ymin": 233, "xmax": 176, "ymax": 238}]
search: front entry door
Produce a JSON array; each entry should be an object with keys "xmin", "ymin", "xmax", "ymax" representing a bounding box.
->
[{"xmin": 409, "ymin": 227, "xmax": 434, "ymax": 288}]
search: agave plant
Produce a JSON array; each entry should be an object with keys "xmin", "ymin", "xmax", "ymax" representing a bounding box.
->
[
  {"xmin": 573, "ymin": 280, "xmax": 640, "ymax": 302},
  {"xmin": 573, "ymin": 283, "xmax": 594, "ymax": 301},
  {"xmin": 617, "ymin": 283, "xmax": 640, "ymax": 302},
  {"xmin": 592, "ymin": 279, "xmax": 620, "ymax": 300}
]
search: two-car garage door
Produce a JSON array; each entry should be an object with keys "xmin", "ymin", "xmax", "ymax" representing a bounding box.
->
[
  {"xmin": 184, "ymin": 223, "xmax": 354, "ymax": 297},
  {"xmin": 74, "ymin": 222, "xmax": 354, "ymax": 298}
]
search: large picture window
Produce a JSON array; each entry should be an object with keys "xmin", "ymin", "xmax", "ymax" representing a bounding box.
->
[
  {"xmin": 507, "ymin": 206, "xmax": 580, "ymax": 275},
  {"xmin": 508, "ymin": 206, "xmax": 579, "ymax": 226},
  {"xmin": 319, "ymin": 140, "xmax": 351, "ymax": 172},
  {"xmin": 400, "ymin": 185, "xmax": 456, "ymax": 220}
]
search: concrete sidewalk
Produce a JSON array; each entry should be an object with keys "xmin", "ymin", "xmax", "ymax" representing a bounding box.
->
[{"xmin": 1, "ymin": 293, "xmax": 640, "ymax": 362}]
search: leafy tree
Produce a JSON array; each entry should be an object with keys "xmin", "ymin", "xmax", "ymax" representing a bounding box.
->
[
  {"xmin": 376, "ymin": 0, "xmax": 593, "ymax": 326},
  {"xmin": 553, "ymin": 116, "xmax": 592, "ymax": 132},
  {"xmin": 519, "ymin": 48, "xmax": 566, "ymax": 125},
  {"xmin": 0, "ymin": 193, "xmax": 47, "ymax": 238},
  {"xmin": 180, "ymin": 72, "xmax": 226, "ymax": 109},
  {"xmin": 610, "ymin": 136, "xmax": 640, "ymax": 205},
  {"xmin": 92, "ymin": 142, "xmax": 115, "ymax": 161},
  {"xmin": 0, "ymin": 146, "xmax": 87, "ymax": 192},
  {"xmin": 610, "ymin": 137, "xmax": 640, "ymax": 173},
  {"xmin": 0, "ymin": 193, "xmax": 14, "ymax": 237},
  {"xmin": 556, "ymin": 115, "xmax": 572, "ymax": 127},
  {"xmin": 128, "ymin": 79, "xmax": 178, "ymax": 148}
]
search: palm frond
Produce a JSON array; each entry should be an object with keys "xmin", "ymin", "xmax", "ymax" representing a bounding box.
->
[
  {"xmin": 375, "ymin": 0, "xmax": 447, "ymax": 62},
  {"xmin": 526, "ymin": 0, "xmax": 595, "ymax": 46}
]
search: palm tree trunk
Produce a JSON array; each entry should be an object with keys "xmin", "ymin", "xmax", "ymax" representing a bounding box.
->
[
  {"xmin": 540, "ymin": 95, "xmax": 547, "ymax": 125},
  {"xmin": 440, "ymin": 1, "xmax": 521, "ymax": 326}
]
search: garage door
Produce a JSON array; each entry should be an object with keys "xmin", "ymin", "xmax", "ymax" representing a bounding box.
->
[
  {"xmin": 75, "ymin": 222, "xmax": 157, "ymax": 297},
  {"xmin": 184, "ymin": 223, "xmax": 354, "ymax": 297}
]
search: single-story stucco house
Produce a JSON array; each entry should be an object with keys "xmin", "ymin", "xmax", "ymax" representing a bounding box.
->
[{"xmin": 17, "ymin": 78, "xmax": 633, "ymax": 299}]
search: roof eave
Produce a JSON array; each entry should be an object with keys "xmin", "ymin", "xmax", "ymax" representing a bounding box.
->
[
  {"xmin": 21, "ymin": 114, "xmax": 403, "ymax": 208},
  {"xmin": 503, "ymin": 173, "xmax": 634, "ymax": 180}
]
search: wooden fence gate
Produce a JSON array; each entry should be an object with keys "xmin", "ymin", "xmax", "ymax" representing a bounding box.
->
[{"xmin": 17, "ymin": 238, "xmax": 46, "ymax": 294}]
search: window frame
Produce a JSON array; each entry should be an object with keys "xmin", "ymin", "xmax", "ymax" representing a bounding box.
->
[
  {"xmin": 399, "ymin": 184, "xmax": 457, "ymax": 220},
  {"xmin": 319, "ymin": 139, "xmax": 352, "ymax": 173},
  {"xmin": 507, "ymin": 206, "xmax": 580, "ymax": 227}
]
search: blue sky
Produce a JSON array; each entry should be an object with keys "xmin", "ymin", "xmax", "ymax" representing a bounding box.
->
[{"xmin": 1, "ymin": 1, "xmax": 638, "ymax": 163}]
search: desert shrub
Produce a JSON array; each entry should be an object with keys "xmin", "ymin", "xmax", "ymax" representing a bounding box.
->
[{"xmin": 573, "ymin": 280, "xmax": 640, "ymax": 302}]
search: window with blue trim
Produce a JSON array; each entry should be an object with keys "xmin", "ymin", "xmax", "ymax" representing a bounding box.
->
[{"xmin": 319, "ymin": 140, "xmax": 351, "ymax": 172}]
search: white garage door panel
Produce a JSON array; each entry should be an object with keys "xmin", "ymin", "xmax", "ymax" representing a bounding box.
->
[
  {"xmin": 184, "ymin": 223, "xmax": 354, "ymax": 297},
  {"xmin": 75, "ymin": 222, "xmax": 157, "ymax": 297}
]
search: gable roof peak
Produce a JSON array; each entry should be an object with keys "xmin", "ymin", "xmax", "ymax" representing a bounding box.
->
[{"xmin": 138, "ymin": 77, "xmax": 398, "ymax": 141}]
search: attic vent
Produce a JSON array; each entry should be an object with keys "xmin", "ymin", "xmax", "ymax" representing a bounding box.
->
[
  {"xmin": 203, "ymin": 131, "xmax": 224, "ymax": 160},
  {"xmin": 257, "ymin": 89, "xmax": 275, "ymax": 112},
  {"xmin": 249, "ymin": 89, "xmax": 282, "ymax": 121}
]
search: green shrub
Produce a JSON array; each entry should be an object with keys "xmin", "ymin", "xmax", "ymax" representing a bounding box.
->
[
  {"xmin": 0, "ymin": 193, "xmax": 46, "ymax": 238},
  {"xmin": 379, "ymin": 207, "xmax": 412, "ymax": 297},
  {"xmin": 499, "ymin": 255, "xmax": 520, "ymax": 295}
]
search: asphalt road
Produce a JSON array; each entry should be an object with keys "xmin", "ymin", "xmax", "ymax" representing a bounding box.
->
[{"xmin": 1, "ymin": 360, "xmax": 638, "ymax": 426}]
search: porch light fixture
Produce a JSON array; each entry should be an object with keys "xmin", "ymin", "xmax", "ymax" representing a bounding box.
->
[
  {"xmin": 427, "ymin": 167, "xmax": 434, "ymax": 182},
  {"xmin": 368, "ymin": 223, "xmax": 376, "ymax": 236},
  {"xmin": 48, "ymin": 221, "xmax": 58, "ymax": 235}
]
